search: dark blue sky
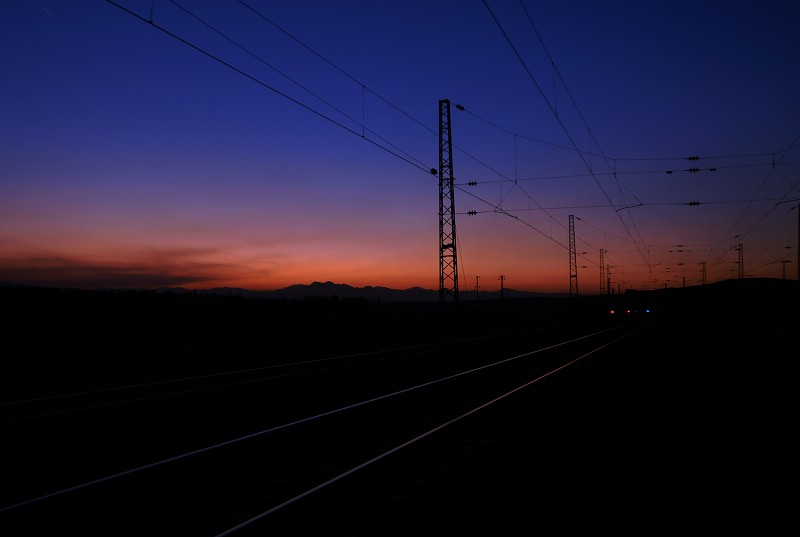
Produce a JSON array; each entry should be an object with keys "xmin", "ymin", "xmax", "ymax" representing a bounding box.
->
[{"xmin": 2, "ymin": 0, "xmax": 799, "ymax": 292}]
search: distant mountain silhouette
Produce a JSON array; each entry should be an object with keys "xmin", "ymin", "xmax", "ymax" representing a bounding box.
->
[
  {"xmin": 157, "ymin": 281, "xmax": 569, "ymax": 302},
  {"xmin": 0, "ymin": 279, "xmax": 568, "ymax": 302},
  {"xmin": 5, "ymin": 278, "xmax": 797, "ymax": 305}
]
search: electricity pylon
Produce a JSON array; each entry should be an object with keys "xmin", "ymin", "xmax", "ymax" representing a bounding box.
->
[
  {"xmin": 569, "ymin": 215, "xmax": 578, "ymax": 298},
  {"xmin": 439, "ymin": 99, "xmax": 459, "ymax": 303},
  {"xmin": 599, "ymin": 248, "xmax": 605, "ymax": 295},
  {"xmin": 736, "ymin": 243, "xmax": 744, "ymax": 279}
]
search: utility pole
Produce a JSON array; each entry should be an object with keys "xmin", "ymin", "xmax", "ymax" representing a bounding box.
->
[
  {"xmin": 498, "ymin": 274, "xmax": 505, "ymax": 300},
  {"xmin": 475, "ymin": 275, "xmax": 480, "ymax": 300},
  {"xmin": 599, "ymin": 248, "xmax": 605, "ymax": 295},
  {"xmin": 736, "ymin": 243, "xmax": 744, "ymax": 279},
  {"xmin": 568, "ymin": 215, "xmax": 578, "ymax": 298},
  {"xmin": 781, "ymin": 260, "xmax": 790, "ymax": 279},
  {"xmin": 606, "ymin": 265, "xmax": 612, "ymax": 295},
  {"xmin": 438, "ymin": 99, "xmax": 459, "ymax": 304},
  {"xmin": 700, "ymin": 261, "xmax": 707, "ymax": 285}
]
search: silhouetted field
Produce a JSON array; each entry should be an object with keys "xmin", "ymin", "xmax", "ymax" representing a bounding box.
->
[
  {"xmin": 2, "ymin": 278, "xmax": 797, "ymax": 398},
  {"xmin": 1, "ymin": 282, "xmax": 568, "ymax": 400},
  {"xmin": 3, "ymin": 277, "xmax": 796, "ymax": 338},
  {"xmin": 2, "ymin": 278, "xmax": 798, "ymax": 533}
]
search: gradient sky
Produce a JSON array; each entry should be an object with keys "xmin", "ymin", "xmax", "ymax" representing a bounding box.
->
[{"xmin": 2, "ymin": 0, "xmax": 799, "ymax": 294}]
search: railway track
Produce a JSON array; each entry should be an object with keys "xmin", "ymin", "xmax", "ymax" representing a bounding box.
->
[{"xmin": 1, "ymin": 317, "xmax": 643, "ymax": 536}]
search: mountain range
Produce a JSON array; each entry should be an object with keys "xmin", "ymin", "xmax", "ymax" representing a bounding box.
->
[{"xmin": 156, "ymin": 281, "xmax": 570, "ymax": 303}]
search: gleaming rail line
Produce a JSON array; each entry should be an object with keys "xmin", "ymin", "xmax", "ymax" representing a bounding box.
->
[{"xmin": 1, "ymin": 316, "xmax": 645, "ymax": 536}]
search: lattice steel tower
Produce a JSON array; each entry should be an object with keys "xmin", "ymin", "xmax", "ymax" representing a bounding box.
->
[
  {"xmin": 599, "ymin": 248, "xmax": 605, "ymax": 295},
  {"xmin": 568, "ymin": 215, "xmax": 578, "ymax": 297},
  {"xmin": 438, "ymin": 99, "xmax": 459, "ymax": 303},
  {"xmin": 737, "ymin": 243, "xmax": 744, "ymax": 279}
]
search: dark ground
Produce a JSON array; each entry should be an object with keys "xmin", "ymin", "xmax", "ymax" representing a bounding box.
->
[
  {"xmin": 252, "ymin": 278, "xmax": 799, "ymax": 535},
  {"xmin": 2, "ymin": 278, "xmax": 798, "ymax": 535}
]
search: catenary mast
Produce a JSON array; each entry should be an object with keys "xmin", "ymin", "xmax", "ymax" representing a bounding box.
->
[
  {"xmin": 438, "ymin": 99, "xmax": 459, "ymax": 303},
  {"xmin": 569, "ymin": 215, "xmax": 578, "ymax": 297}
]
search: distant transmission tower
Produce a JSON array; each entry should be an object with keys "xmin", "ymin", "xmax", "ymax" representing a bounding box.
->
[
  {"xmin": 438, "ymin": 99, "xmax": 459, "ymax": 303},
  {"xmin": 599, "ymin": 248, "xmax": 605, "ymax": 295},
  {"xmin": 568, "ymin": 215, "xmax": 578, "ymax": 298},
  {"xmin": 737, "ymin": 243, "xmax": 744, "ymax": 279}
]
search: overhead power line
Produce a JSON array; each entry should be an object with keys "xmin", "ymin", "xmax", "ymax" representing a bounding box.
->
[
  {"xmin": 105, "ymin": 0, "xmax": 434, "ymax": 176},
  {"xmin": 517, "ymin": 0, "xmax": 614, "ymax": 171},
  {"xmin": 455, "ymin": 185, "xmax": 569, "ymax": 251},
  {"xmin": 235, "ymin": 0, "xmax": 437, "ymax": 138},
  {"xmin": 481, "ymin": 0, "xmax": 651, "ymax": 270},
  {"xmin": 167, "ymin": 0, "xmax": 431, "ymax": 172}
]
